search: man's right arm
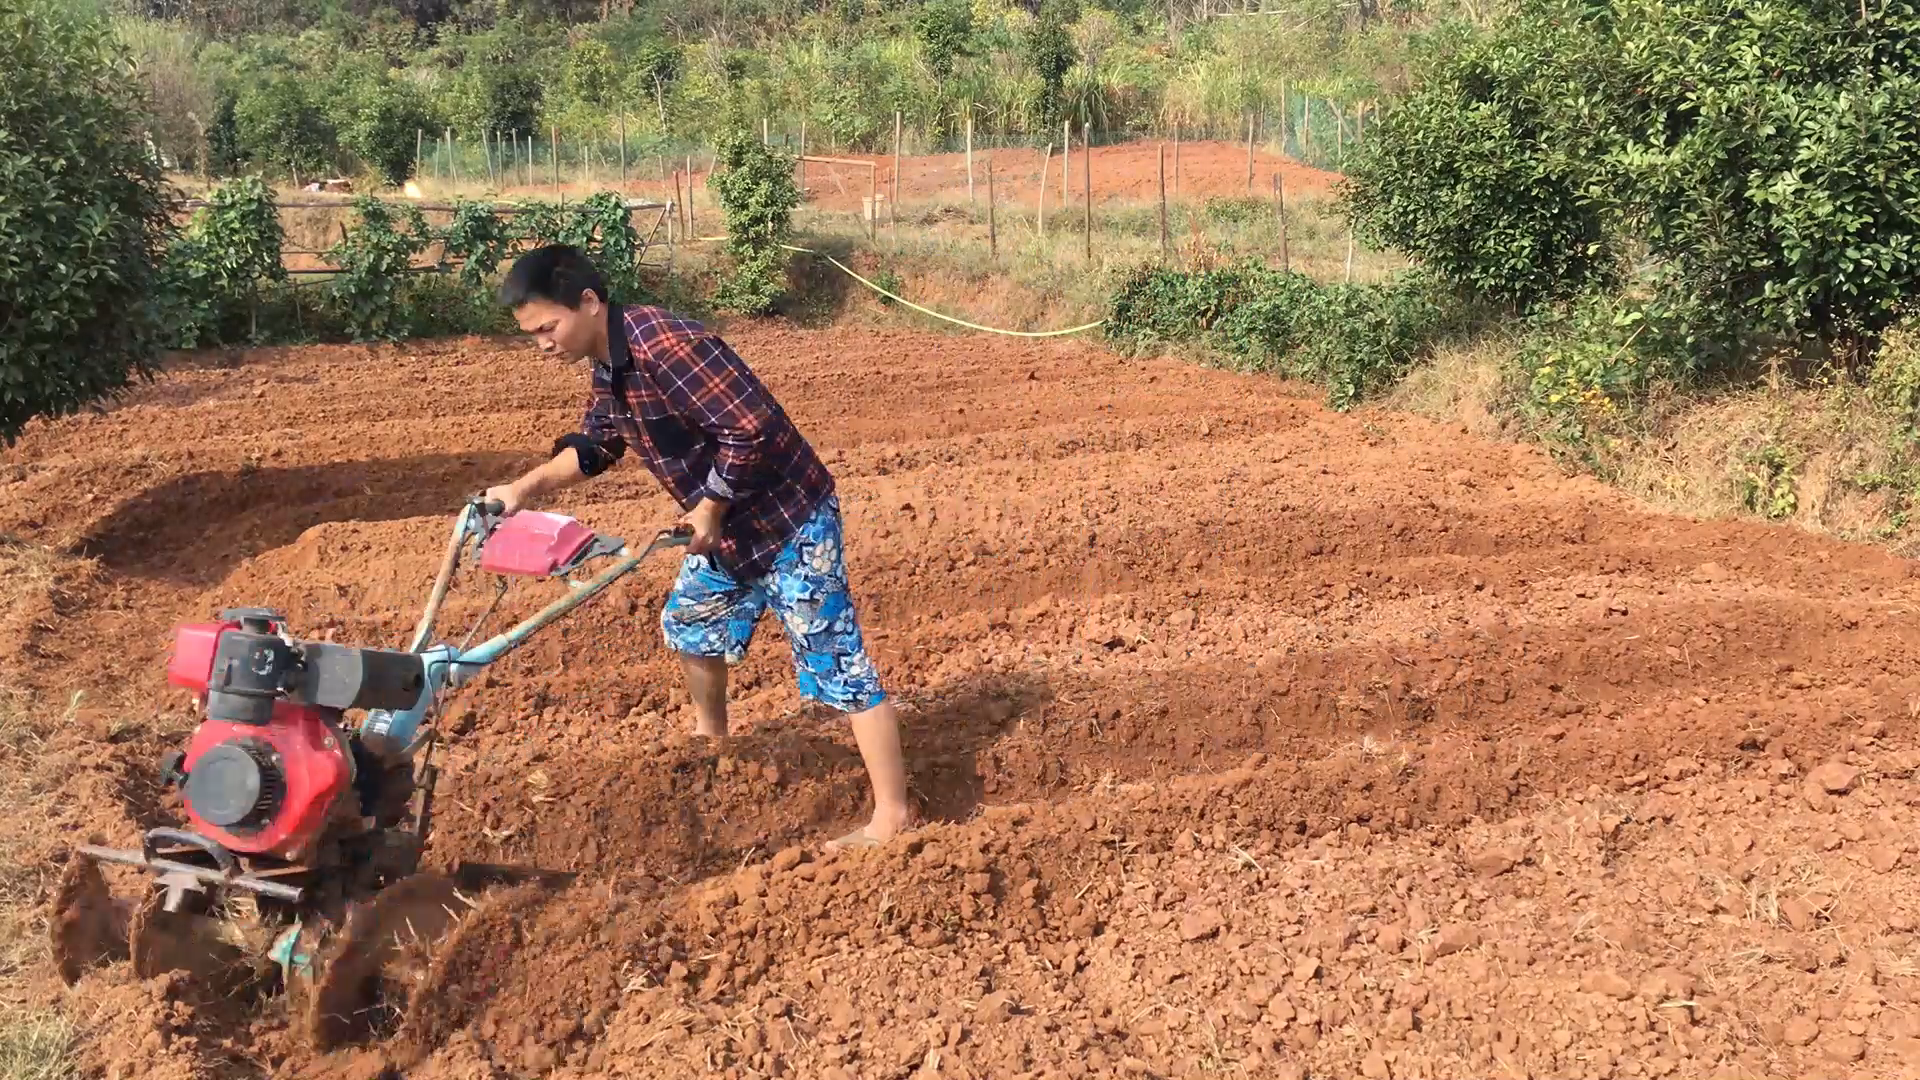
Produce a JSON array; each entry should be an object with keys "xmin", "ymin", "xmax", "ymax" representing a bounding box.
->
[
  {"xmin": 486, "ymin": 391, "xmax": 626, "ymax": 512},
  {"xmin": 485, "ymin": 446, "xmax": 588, "ymax": 513}
]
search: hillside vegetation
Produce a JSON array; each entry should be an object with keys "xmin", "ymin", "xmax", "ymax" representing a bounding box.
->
[{"xmin": 112, "ymin": 0, "xmax": 1431, "ymax": 183}]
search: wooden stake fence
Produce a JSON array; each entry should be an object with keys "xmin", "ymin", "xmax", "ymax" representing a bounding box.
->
[
  {"xmin": 1158, "ymin": 143, "xmax": 1168, "ymax": 259},
  {"xmin": 799, "ymin": 156, "xmax": 879, "ymax": 239},
  {"xmin": 1037, "ymin": 142, "xmax": 1052, "ymax": 236},
  {"xmin": 965, "ymin": 115, "xmax": 974, "ymax": 206},
  {"xmin": 1082, "ymin": 121, "xmax": 1091, "ymax": 262},
  {"xmin": 1273, "ymin": 172, "xmax": 1288, "ymax": 270},
  {"xmin": 986, "ymin": 151, "xmax": 997, "ymax": 258}
]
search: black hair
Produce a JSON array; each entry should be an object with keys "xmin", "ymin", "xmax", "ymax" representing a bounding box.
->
[{"xmin": 497, "ymin": 243, "xmax": 608, "ymax": 309}]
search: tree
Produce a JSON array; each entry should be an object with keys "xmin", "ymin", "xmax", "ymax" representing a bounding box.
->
[
  {"xmin": 330, "ymin": 66, "xmax": 437, "ymax": 185},
  {"xmin": 1025, "ymin": 0, "xmax": 1076, "ymax": 130},
  {"xmin": 233, "ymin": 71, "xmax": 336, "ymax": 177},
  {"xmin": 0, "ymin": 0, "xmax": 178, "ymax": 442}
]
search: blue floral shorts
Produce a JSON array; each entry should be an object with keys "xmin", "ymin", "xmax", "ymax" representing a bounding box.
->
[{"xmin": 660, "ymin": 495, "xmax": 886, "ymax": 713}]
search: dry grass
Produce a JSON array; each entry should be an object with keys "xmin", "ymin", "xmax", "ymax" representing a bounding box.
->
[
  {"xmin": 1380, "ymin": 335, "xmax": 1517, "ymax": 441},
  {"xmin": 0, "ymin": 543, "xmax": 85, "ymax": 1079},
  {"xmin": 1375, "ymin": 335, "xmax": 1920, "ymax": 555},
  {"xmin": 0, "ymin": 1010, "xmax": 74, "ymax": 1080}
]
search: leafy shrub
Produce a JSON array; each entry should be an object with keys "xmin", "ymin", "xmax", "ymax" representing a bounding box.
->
[
  {"xmin": 510, "ymin": 192, "xmax": 645, "ymax": 300},
  {"xmin": 1505, "ymin": 290, "xmax": 1665, "ymax": 467},
  {"xmin": 707, "ymin": 127, "xmax": 801, "ymax": 315},
  {"xmin": 1104, "ymin": 260, "xmax": 1464, "ymax": 410},
  {"xmin": 439, "ymin": 198, "xmax": 514, "ymax": 288},
  {"xmin": 1597, "ymin": 0, "xmax": 1920, "ymax": 354},
  {"xmin": 0, "ymin": 0, "xmax": 177, "ymax": 443},
  {"xmin": 1352, "ymin": 0, "xmax": 1920, "ymax": 361},
  {"xmin": 914, "ymin": 1, "xmax": 973, "ymax": 78},
  {"xmin": 1026, "ymin": 0, "xmax": 1077, "ymax": 131},
  {"xmin": 330, "ymin": 69, "xmax": 437, "ymax": 185},
  {"xmin": 325, "ymin": 195, "xmax": 432, "ymax": 341},
  {"xmin": 1739, "ymin": 444, "xmax": 1800, "ymax": 521},
  {"xmin": 233, "ymin": 72, "xmax": 336, "ymax": 178},
  {"xmin": 1868, "ymin": 317, "xmax": 1920, "ymax": 429},
  {"xmin": 1341, "ymin": 14, "xmax": 1609, "ymax": 313},
  {"xmin": 158, "ymin": 176, "xmax": 287, "ymax": 346}
]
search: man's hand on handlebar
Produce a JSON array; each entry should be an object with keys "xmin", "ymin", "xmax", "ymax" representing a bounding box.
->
[{"xmin": 482, "ymin": 483, "xmax": 526, "ymax": 515}]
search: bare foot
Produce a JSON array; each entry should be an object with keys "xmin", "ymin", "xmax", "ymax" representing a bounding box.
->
[{"xmin": 824, "ymin": 806, "xmax": 915, "ymax": 853}]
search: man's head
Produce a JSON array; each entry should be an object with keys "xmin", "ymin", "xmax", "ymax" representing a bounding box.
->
[{"xmin": 498, "ymin": 244, "xmax": 611, "ymax": 362}]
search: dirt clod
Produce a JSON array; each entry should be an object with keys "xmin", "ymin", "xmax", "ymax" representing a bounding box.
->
[{"xmin": 1808, "ymin": 762, "xmax": 1861, "ymax": 794}]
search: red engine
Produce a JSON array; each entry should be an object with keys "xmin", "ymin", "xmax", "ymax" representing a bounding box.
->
[{"xmin": 166, "ymin": 616, "xmax": 360, "ymax": 861}]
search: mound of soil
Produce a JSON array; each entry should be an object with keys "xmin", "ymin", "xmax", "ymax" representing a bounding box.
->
[{"xmin": 7, "ymin": 322, "xmax": 1920, "ymax": 1079}]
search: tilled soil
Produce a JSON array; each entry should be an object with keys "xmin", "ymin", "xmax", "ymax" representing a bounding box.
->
[{"xmin": 9, "ymin": 325, "xmax": 1920, "ymax": 1080}]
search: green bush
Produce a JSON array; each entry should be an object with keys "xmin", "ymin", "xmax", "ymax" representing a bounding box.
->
[
  {"xmin": 233, "ymin": 72, "xmax": 336, "ymax": 178},
  {"xmin": 1341, "ymin": 15, "xmax": 1609, "ymax": 313},
  {"xmin": 1601, "ymin": 0, "xmax": 1920, "ymax": 354},
  {"xmin": 158, "ymin": 175, "xmax": 286, "ymax": 347},
  {"xmin": 707, "ymin": 127, "xmax": 801, "ymax": 316},
  {"xmin": 330, "ymin": 68, "xmax": 437, "ymax": 185},
  {"xmin": 1104, "ymin": 260, "xmax": 1464, "ymax": 410},
  {"xmin": 325, "ymin": 195, "xmax": 432, "ymax": 342},
  {"xmin": 1352, "ymin": 0, "xmax": 1920, "ymax": 363},
  {"xmin": 0, "ymin": 0, "xmax": 177, "ymax": 443},
  {"xmin": 1868, "ymin": 317, "xmax": 1920, "ymax": 429},
  {"xmin": 914, "ymin": 1, "xmax": 973, "ymax": 78},
  {"xmin": 439, "ymin": 197, "xmax": 514, "ymax": 288}
]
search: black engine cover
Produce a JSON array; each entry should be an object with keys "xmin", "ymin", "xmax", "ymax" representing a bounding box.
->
[{"xmin": 184, "ymin": 739, "xmax": 284, "ymax": 832}]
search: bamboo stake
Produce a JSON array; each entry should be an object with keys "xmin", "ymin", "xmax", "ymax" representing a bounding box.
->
[
  {"xmin": 1245, "ymin": 113, "xmax": 1254, "ymax": 193},
  {"xmin": 1274, "ymin": 172, "xmax": 1288, "ymax": 270},
  {"xmin": 1082, "ymin": 120, "xmax": 1091, "ymax": 262},
  {"xmin": 415, "ymin": 128, "xmax": 423, "ymax": 183},
  {"xmin": 1345, "ymin": 230, "xmax": 1355, "ymax": 283},
  {"xmin": 483, "ymin": 128, "xmax": 496, "ymax": 186},
  {"xmin": 986, "ymin": 151, "xmax": 997, "ymax": 258},
  {"xmin": 965, "ymin": 114, "xmax": 974, "ymax": 206},
  {"xmin": 762, "ymin": 116, "xmax": 769, "ymax": 144},
  {"xmin": 1158, "ymin": 142, "xmax": 1168, "ymax": 259},
  {"xmin": 687, "ymin": 154, "xmax": 695, "ymax": 237},
  {"xmin": 1063, "ymin": 118, "xmax": 1071, "ymax": 199},
  {"xmin": 1173, "ymin": 124, "xmax": 1181, "ymax": 198},
  {"xmin": 524, "ymin": 133, "xmax": 533, "ymax": 188},
  {"xmin": 620, "ymin": 115, "xmax": 628, "ymax": 186},
  {"xmin": 1037, "ymin": 142, "xmax": 1052, "ymax": 235},
  {"xmin": 891, "ymin": 110, "xmax": 901, "ymax": 242},
  {"xmin": 868, "ymin": 165, "xmax": 877, "ymax": 240},
  {"xmin": 446, "ymin": 128, "xmax": 457, "ymax": 187},
  {"xmin": 551, "ymin": 127, "xmax": 560, "ymax": 195}
]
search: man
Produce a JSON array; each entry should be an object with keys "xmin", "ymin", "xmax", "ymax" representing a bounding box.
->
[{"xmin": 483, "ymin": 243, "xmax": 911, "ymax": 851}]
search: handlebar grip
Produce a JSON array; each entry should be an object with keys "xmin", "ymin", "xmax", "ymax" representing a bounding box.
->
[{"xmin": 480, "ymin": 499, "xmax": 507, "ymax": 516}]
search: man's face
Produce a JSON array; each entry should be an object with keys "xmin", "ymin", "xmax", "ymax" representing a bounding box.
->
[{"xmin": 513, "ymin": 291, "xmax": 603, "ymax": 361}]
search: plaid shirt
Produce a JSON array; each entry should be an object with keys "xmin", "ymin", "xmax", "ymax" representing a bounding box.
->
[{"xmin": 554, "ymin": 304, "xmax": 834, "ymax": 579}]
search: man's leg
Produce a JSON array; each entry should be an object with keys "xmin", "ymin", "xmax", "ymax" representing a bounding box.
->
[
  {"xmin": 678, "ymin": 653, "xmax": 731, "ymax": 738},
  {"xmin": 845, "ymin": 698, "xmax": 911, "ymax": 843},
  {"xmin": 661, "ymin": 553, "xmax": 763, "ymax": 739},
  {"xmin": 765, "ymin": 496, "xmax": 912, "ymax": 848}
]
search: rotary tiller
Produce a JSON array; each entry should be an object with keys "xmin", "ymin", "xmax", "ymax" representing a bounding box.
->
[{"xmin": 49, "ymin": 496, "xmax": 690, "ymax": 1047}]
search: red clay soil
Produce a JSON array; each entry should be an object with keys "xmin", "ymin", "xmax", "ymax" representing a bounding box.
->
[
  {"xmin": 794, "ymin": 139, "xmax": 1343, "ymax": 214},
  {"xmin": 9, "ymin": 322, "xmax": 1920, "ymax": 1080}
]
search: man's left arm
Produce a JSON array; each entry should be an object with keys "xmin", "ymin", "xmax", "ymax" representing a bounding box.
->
[{"xmin": 655, "ymin": 329, "xmax": 775, "ymax": 507}]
